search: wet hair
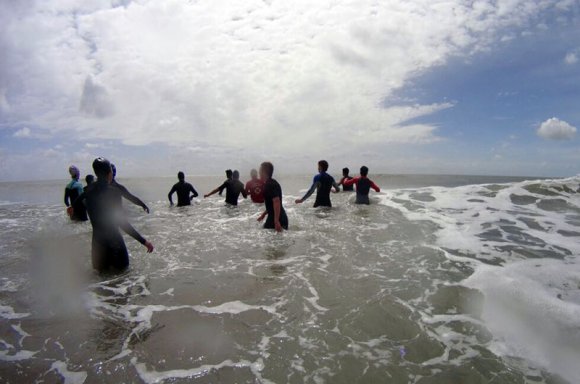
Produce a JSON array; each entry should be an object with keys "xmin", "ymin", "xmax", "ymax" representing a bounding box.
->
[
  {"xmin": 318, "ymin": 160, "xmax": 329, "ymax": 172},
  {"xmin": 92, "ymin": 157, "xmax": 112, "ymax": 178},
  {"xmin": 360, "ymin": 166, "xmax": 369, "ymax": 177},
  {"xmin": 85, "ymin": 174, "xmax": 95, "ymax": 185},
  {"xmin": 261, "ymin": 162, "xmax": 274, "ymax": 178},
  {"xmin": 225, "ymin": 169, "xmax": 233, "ymax": 179},
  {"xmin": 232, "ymin": 170, "xmax": 240, "ymax": 180},
  {"xmin": 111, "ymin": 163, "xmax": 117, "ymax": 178},
  {"xmin": 342, "ymin": 167, "xmax": 349, "ymax": 176},
  {"xmin": 178, "ymin": 171, "xmax": 185, "ymax": 181}
]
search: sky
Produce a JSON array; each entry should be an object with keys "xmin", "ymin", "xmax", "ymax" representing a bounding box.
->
[{"xmin": 1, "ymin": 0, "xmax": 579, "ymax": 181}]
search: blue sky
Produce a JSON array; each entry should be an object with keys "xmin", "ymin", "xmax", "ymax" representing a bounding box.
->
[{"xmin": 1, "ymin": 0, "xmax": 579, "ymax": 181}]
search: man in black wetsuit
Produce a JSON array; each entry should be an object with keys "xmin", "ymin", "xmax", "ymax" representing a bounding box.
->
[
  {"xmin": 338, "ymin": 167, "xmax": 354, "ymax": 192},
  {"xmin": 110, "ymin": 163, "xmax": 150, "ymax": 213},
  {"xmin": 78, "ymin": 158, "xmax": 154, "ymax": 273},
  {"xmin": 219, "ymin": 169, "xmax": 233, "ymax": 196},
  {"xmin": 204, "ymin": 170, "xmax": 247, "ymax": 206},
  {"xmin": 257, "ymin": 162, "xmax": 288, "ymax": 231},
  {"xmin": 295, "ymin": 160, "xmax": 340, "ymax": 207},
  {"xmin": 168, "ymin": 171, "xmax": 199, "ymax": 206}
]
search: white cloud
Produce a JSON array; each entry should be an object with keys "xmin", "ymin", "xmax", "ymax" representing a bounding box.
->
[
  {"xmin": 13, "ymin": 127, "xmax": 31, "ymax": 138},
  {"xmin": 564, "ymin": 52, "xmax": 578, "ymax": 65},
  {"xmin": 0, "ymin": 0, "xmax": 574, "ymax": 174},
  {"xmin": 537, "ymin": 117, "xmax": 577, "ymax": 140}
]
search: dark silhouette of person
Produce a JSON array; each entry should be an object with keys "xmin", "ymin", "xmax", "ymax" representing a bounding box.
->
[
  {"xmin": 338, "ymin": 167, "xmax": 354, "ymax": 192},
  {"xmin": 295, "ymin": 160, "xmax": 340, "ymax": 207},
  {"xmin": 205, "ymin": 170, "xmax": 247, "ymax": 206},
  {"xmin": 168, "ymin": 171, "xmax": 199, "ymax": 206},
  {"xmin": 71, "ymin": 158, "xmax": 154, "ymax": 273},
  {"xmin": 257, "ymin": 162, "xmax": 288, "ymax": 231}
]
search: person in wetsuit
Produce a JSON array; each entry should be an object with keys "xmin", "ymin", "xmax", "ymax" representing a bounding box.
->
[
  {"xmin": 110, "ymin": 163, "xmax": 150, "ymax": 213},
  {"xmin": 342, "ymin": 166, "xmax": 380, "ymax": 205},
  {"xmin": 77, "ymin": 158, "xmax": 154, "ymax": 273},
  {"xmin": 168, "ymin": 171, "xmax": 199, "ymax": 206},
  {"xmin": 257, "ymin": 162, "xmax": 288, "ymax": 231},
  {"xmin": 338, "ymin": 167, "xmax": 354, "ymax": 192},
  {"xmin": 64, "ymin": 165, "xmax": 88, "ymax": 221},
  {"xmin": 219, "ymin": 169, "xmax": 233, "ymax": 196},
  {"xmin": 295, "ymin": 160, "xmax": 340, "ymax": 207},
  {"xmin": 205, "ymin": 170, "xmax": 247, "ymax": 206},
  {"xmin": 85, "ymin": 174, "xmax": 95, "ymax": 190},
  {"xmin": 245, "ymin": 169, "xmax": 265, "ymax": 204}
]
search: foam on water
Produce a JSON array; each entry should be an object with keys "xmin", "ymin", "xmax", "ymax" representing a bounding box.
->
[{"xmin": 1, "ymin": 176, "xmax": 579, "ymax": 383}]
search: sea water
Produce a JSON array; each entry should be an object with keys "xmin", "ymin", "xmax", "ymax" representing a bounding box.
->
[{"xmin": 0, "ymin": 174, "xmax": 578, "ymax": 383}]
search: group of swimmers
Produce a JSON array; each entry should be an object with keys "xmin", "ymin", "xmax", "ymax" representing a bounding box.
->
[{"xmin": 65, "ymin": 158, "xmax": 380, "ymax": 274}]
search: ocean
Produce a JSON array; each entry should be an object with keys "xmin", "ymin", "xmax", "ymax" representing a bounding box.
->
[{"xmin": 0, "ymin": 174, "xmax": 579, "ymax": 383}]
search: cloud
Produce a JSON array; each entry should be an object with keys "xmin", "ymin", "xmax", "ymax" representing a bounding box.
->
[
  {"xmin": 13, "ymin": 127, "xmax": 31, "ymax": 138},
  {"xmin": 564, "ymin": 52, "xmax": 578, "ymax": 65},
  {"xmin": 537, "ymin": 117, "xmax": 577, "ymax": 140},
  {"xmin": 0, "ymin": 0, "xmax": 569, "ymax": 155}
]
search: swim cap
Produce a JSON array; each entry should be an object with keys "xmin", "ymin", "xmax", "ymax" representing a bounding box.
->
[
  {"xmin": 233, "ymin": 170, "xmax": 240, "ymax": 179},
  {"xmin": 92, "ymin": 157, "xmax": 112, "ymax": 178},
  {"xmin": 69, "ymin": 165, "xmax": 80, "ymax": 179}
]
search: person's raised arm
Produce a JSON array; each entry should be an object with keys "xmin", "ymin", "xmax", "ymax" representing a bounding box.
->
[
  {"xmin": 168, "ymin": 185, "xmax": 176, "ymax": 206},
  {"xmin": 370, "ymin": 180, "xmax": 380, "ymax": 192},
  {"xmin": 296, "ymin": 177, "xmax": 318, "ymax": 204},
  {"xmin": 343, "ymin": 177, "xmax": 357, "ymax": 187},
  {"xmin": 204, "ymin": 184, "xmax": 224, "ymax": 198},
  {"xmin": 118, "ymin": 184, "xmax": 150, "ymax": 213}
]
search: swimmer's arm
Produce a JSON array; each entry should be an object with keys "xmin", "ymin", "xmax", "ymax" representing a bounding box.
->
[
  {"xmin": 168, "ymin": 186, "xmax": 176, "ymax": 205},
  {"xmin": 370, "ymin": 181, "xmax": 380, "ymax": 192},
  {"xmin": 241, "ymin": 186, "xmax": 248, "ymax": 199},
  {"xmin": 343, "ymin": 177, "xmax": 357, "ymax": 187},
  {"xmin": 190, "ymin": 184, "xmax": 199, "ymax": 199},
  {"xmin": 119, "ymin": 220, "xmax": 153, "ymax": 252},
  {"xmin": 204, "ymin": 185, "xmax": 223, "ymax": 198},
  {"xmin": 64, "ymin": 188, "xmax": 70, "ymax": 207},
  {"xmin": 296, "ymin": 181, "xmax": 318, "ymax": 203},
  {"xmin": 119, "ymin": 184, "xmax": 149, "ymax": 213},
  {"xmin": 257, "ymin": 210, "xmax": 267, "ymax": 222},
  {"xmin": 332, "ymin": 179, "xmax": 340, "ymax": 193},
  {"xmin": 273, "ymin": 197, "xmax": 282, "ymax": 232}
]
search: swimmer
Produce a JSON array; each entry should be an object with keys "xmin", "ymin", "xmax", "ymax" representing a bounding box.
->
[
  {"xmin": 205, "ymin": 170, "xmax": 247, "ymax": 206},
  {"xmin": 257, "ymin": 162, "xmax": 288, "ymax": 231},
  {"xmin": 338, "ymin": 167, "xmax": 354, "ymax": 192},
  {"xmin": 168, "ymin": 171, "xmax": 199, "ymax": 207},
  {"xmin": 342, "ymin": 166, "xmax": 380, "ymax": 205},
  {"xmin": 64, "ymin": 165, "xmax": 87, "ymax": 221},
  {"xmin": 245, "ymin": 169, "xmax": 265, "ymax": 204},
  {"xmin": 295, "ymin": 160, "xmax": 340, "ymax": 207}
]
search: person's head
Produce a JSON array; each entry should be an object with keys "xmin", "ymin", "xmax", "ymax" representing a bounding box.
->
[
  {"xmin": 250, "ymin": 169, "xmax": 258, "ymax": 179},
  {"xmin": 68, "ymin": 165, "xmax": 80, "ymax": 180},
  {"xmin": 178, "ymin": 171, "xmax": 185, "ymax": 181},
  {"xmin": 318, "ymin": 160, "xmax": 329, "ymax": 173},
  {"xmin": 360, "ymin": 166, "xmax": 369, "ymax": 177},
  {"xmin": 225, "ymin": 169, "xmax": 233, "ymax": 179},
  {"xmin": 232, "ymin": 170, "xmax": 240, "ymax": 180},
  {"xmin": 92, "ymin": 157, "xmax": 113, "ymax": 183},
  {"xmin": 85, "ymin": 174, "xmax": 95, "ymax": 185},
  {"xmin": 260, "ymin": 162, "xmax": 274, "ymax": 180},
  {"xmin": 342, "ymin": 167, "xmax": 349, "ymax": 177},
  {"xmin": 111, "ymin": 163, "xmax": 117, "ymax": 179}
]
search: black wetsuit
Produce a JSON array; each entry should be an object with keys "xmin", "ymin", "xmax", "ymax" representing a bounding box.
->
[
  {"xmin": 111, "ymin": 179, "xmax": 149, "ymax": 212},
  {"xmin": 82, "ymin": 180, "xmax": 147, "ymax": 273},
  {"xmin": 218, "ymin": 179, "xmax": 247, "ymax": 206},
  {"xmin": 64, "ymin": 180, "xmax": 88, "ymax": 221},
  {"xmin": 263, "ymin": 178, "xmax": 288, "ymax": 230},
  {"xmin": 168, "ymin": 181, "xmax": 198, "ymax": 206},
  {"xmin": 301, "ymin": 172, "xmax": 340, "ymax": 208}
]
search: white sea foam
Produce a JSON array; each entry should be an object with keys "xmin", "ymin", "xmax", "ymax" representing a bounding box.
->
[{"xmin": 50, "ymin": 361, "xmax": 88, "ymax": 384}]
